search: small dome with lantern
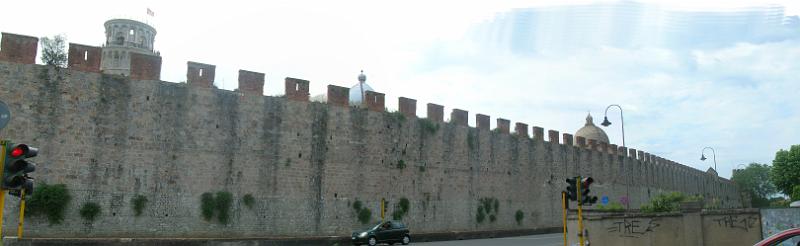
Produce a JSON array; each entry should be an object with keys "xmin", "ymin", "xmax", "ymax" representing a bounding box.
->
[{"xmin": 575, "ymin": 113, "xmax": 610, "ymax": 144}]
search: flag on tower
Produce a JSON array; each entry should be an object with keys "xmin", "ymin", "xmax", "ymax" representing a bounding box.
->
[{"xmin": 147, "ymin": 8, "xmax": 155, "ymax": 17}]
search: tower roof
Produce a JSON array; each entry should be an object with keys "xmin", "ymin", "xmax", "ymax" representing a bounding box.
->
[{"xmin": 575, "ymin": 113, "xmax": 610, "ymax": 144}]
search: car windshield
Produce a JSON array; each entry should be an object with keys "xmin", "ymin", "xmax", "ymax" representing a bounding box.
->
[{"xmin": 361, "ymin": 222, "xmax": 383, "ymax": 231}]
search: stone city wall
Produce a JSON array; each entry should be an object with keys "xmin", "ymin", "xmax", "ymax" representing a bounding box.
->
[{"xmin": 0, "ymin": 32, "xmax": 740, "ymax": 238}]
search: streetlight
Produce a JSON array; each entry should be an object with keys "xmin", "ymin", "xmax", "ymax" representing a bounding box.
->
[
  {"xmin": 701, "ymin": 147, "xmax": 717, "ymax": 172},
  {"xmin": 601, "ymin": 104, "xmax": 628, "ymax": 209},
  {"xmin": 601, "ymin": 104, "xmax": 625, "ymax": 147}
]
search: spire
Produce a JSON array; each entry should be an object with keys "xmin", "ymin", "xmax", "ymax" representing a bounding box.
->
[
  {"xmin": 585, "ymin": 112, "xmax": 594, "ymax": 126},
  {"xmin": 358, "ymin": 70, "xmax": 366, "ymax": 83}
]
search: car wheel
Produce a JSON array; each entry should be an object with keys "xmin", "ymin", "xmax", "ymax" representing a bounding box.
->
[
  {"xmin": 368, "ymin": 236, "xmax": 377, "ymax": 246},
  {"xmin": 402, "ymin": 235, "xmax": 410, "ymax": 245}
]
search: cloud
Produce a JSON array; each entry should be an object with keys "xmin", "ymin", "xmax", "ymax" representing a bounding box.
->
[{"xmin": 390, "ymin": 38, "xmax": 800, "ymax": 179}]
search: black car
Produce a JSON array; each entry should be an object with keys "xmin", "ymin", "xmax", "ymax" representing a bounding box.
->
[{"xmin": 352, "ymin": 220, "xmax": 411, "ymax": 246}]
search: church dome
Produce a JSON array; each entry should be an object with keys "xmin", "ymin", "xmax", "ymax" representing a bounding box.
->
[{"xmin": 575, "ymin": 113, "xmax": 610, "ymax": 144}]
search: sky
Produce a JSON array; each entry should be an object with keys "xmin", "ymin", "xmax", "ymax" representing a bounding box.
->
[{"xmin": 1, "ymin": 0, "xmax": 799, "ymax": 179}]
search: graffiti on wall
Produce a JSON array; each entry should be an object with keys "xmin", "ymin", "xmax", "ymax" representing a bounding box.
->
[
  {"xmin": 712, "ymin": 214, "xmax": 759, "ymax": 232},
  {"xmin": 606, "ymin": 218, "xmax": 661, "ymax": 238},
  {"xmin": 762, "ymin": 208, "xmax": 800, "ymax": 238}
]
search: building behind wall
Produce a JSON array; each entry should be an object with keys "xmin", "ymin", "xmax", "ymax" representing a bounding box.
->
[{"xmin": 100, "ymin": 19, "xmax": 159, "ymax": 76}]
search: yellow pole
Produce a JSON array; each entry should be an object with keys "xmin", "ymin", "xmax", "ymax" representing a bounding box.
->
[
  {"xmin": 562, "ymin": 192, "xmax": 567, "ymax": 246},
  {"xmin": 577, "ymin": 178, "xmax": 584, "ymax": 246},
  {"xmin": 0, "ymin": 141, "xmax": 7, "ymax": 239},
  {"xmin": 381, "ymin": 198, "xmax": 385, "ymax": 221},
  {"xmin": 17, "ymin": 189, "xmax": 25, "ymax": 238}
]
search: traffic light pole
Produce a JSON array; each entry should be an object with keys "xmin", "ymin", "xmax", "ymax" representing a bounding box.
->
[
  {"xmin": 561, "ymin": 192, "xmax": 567, "ymax": 246},
  {"xmin": 577, "ymin": 178, "xmax": 585, "ymax": 246},
  {"xmin": 17, "ymin": 189, "xmax": 25, "ymax": 238},
  {"xmin": 0, "ymin": 140, "xmax": 7, "ymax": 239}
]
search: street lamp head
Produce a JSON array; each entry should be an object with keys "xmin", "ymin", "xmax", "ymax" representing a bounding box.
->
[
  {"xmin": 601, "ymin": 116, "xmax": 612, "ymax": 127},
  {"xmin": 700, "ymin": 154, "xmax": 707, "ymax": 161}
]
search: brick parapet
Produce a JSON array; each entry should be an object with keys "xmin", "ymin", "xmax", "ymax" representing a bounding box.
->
[
  {"xmin": 515, "ymin": 123, "xmax": 528, "ymax": 137},
  {"xmin": 496, "ymin": 118, "xmax": 510, "ymax": 134},
  {"xmin": 238, "ymin": 70, "xmax": 265, "ymax": 95},
  {"xmin": 285, "ymin": 77, "xmax": 309, "ymax": 101},
  {"xmin": 450, "ymin": 109, "xmax": 468, "ymax": 126},
  {"xmin": 476, "ymin": 114, "xmax": 490, "ymax": 130},
  {"xmin": 0, "ymin": 32, "xmax": 38, "ymax": 64},
  {"xmin": 427, "ymin": 104, "xmax": 444, "ymax": 122},
  {"xmin": 399, "ymin": 97, "xmax": 417, "ymax": 118},
  {"xmin": 364, "ymin": 91, "xmax": 385, "ymax": 112},
  {"xmin": 327, "ymin": 85, "xmax": 349, "ymax": 107},
  {"xmin": 67, "ymin": 43, "xmax": 101, "ymax": 73},
  {"xmin": 187, "ymin": 62, "xmax": 216, "ymax": 88},
  {"xmin": 130, "ymin": 53, "xmax": 162, "ymax": 80}
]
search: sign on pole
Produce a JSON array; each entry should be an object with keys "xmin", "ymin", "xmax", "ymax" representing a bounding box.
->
[{"xmin": 0, "ymin": 100, "xmax": 10, "ymax": 130}]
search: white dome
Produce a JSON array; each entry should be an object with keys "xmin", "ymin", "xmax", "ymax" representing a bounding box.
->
[
  {"xmin": 349, "ymin": 82, "xmax": 374, "ymax": 103},
  {"xmin": 575, "ymin": 113, "xmax": 610, "ymax": 144}
]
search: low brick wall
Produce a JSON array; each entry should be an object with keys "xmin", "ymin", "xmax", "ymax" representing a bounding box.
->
[{"xmin": 566, "ymin": 209, "xmax": 761, "ymax": 246}]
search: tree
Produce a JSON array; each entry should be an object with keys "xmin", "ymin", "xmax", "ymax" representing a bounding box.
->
[
  {"xmin": 771, "ymin": 145, "xmax": 800, "ymax": 199},
  {"xmin": 40, "ymin": 35, "xmax": 67, "ymax": 67},
  {"xmin": 731, "ymin": 163, "xmax": 777, "ymax": 207}
]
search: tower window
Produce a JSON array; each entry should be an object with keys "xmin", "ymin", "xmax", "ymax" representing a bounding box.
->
[
  {"xmin": 84, "ymin": 51, "xmax": 88, "ymax": 61},
  {"xmin": 115, "ymin": 36, "xmax": 124, "ymax": 45},
  {"xmin": 129, "ymin": 29, "xmax": 135, "ymax": 35},
  {"xmin": 199, "ymin": 68, "xmax": 204, "ymax": 77}
]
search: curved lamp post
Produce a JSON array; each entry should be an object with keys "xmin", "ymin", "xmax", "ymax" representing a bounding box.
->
[
  {"xmin": 601, "ymin": 104, "xmax": 625, "ymax": 147},
  {"xmin": 701, "ymin": 147, "xmax": 717, "ymax": 172},
  {"xmin": 601, "ymin": 104, "xmax": 628, "ymax": 209}
]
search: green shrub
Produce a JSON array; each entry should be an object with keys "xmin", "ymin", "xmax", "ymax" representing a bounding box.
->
[
  {"xmin": 215, "ymin": 191, "xmax": 233, "ymax": 224},
  {"xmin": 200, "ymin": 192, "xmax": 215, "ymax": 221},
  {"xmin": 398, "ymin": 198, "xmax": 410, "ymax": 213},
  {"xmin": 358, "ymin": 207, "xmax": 372, "ymax": 224},
  {"xmin": 26, "ymin": 183, "xmax": 71, "ymax": 225},
  {"xmin": 131, "ymin": 195, "xmax": 148, "ymax": 217},
  {"xmin": 418, "ymin": 165, "xmax": 426, "ymax": 172},
  {"xmin": 397, "ymin": 160, "xmax": 406, "ymax": 169},
  {"xmin": 388, "ymin": 111, "xmax": 406, "ymax": 123},
  {"xmin": 79, "ymin": 202, "xmax": 101, "ymax": 222},
  {"xmin": 477, "ymin": 197, "xmax": 499, "ymax": 224},
  {"xmin": 467, "ymin": 132, "xmax": 476, "ymax": 150},
  {"xmin": 515, "ymin": 210, "xmax": 524, "ymax": 225},
  {"xmin": 476, "ymin": 206, "xmax": 486, "ymax": 223},
  {"xmin": 596, "ymin": 202, "xmax": 625, "ymax": 212},
  {"xmin": 640, "ymin": 192, "xmax": 688, "ymax": 213},
  {"xmin": 353, "ymin": 199, "xmax": 363, "ymax": 211},
  {"xmin": 242, "ymin": 194, "xmax": 255, "ymax": 209},
  {"xmin": 418, "ymin": 118, "xmax": 439, "ymax": 135},
  {"xmin": 392, "ymin": 198, "xmax": 411, "ymax": 220}
]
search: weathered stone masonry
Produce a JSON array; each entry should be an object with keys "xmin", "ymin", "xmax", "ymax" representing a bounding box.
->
[{"xmin": 0, "ymin": 32, "xmax": 740, "ymax": 238}]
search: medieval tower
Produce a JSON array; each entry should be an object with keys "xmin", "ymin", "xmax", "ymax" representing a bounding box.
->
[{"xmin": 100, "ymin": 19, "xmax": 158, "ymax": 75}]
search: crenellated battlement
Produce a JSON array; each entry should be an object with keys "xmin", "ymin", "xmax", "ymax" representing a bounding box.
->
[{"xmin": 0, "ymin": 31, "xmax": 740, "ymax": 238}]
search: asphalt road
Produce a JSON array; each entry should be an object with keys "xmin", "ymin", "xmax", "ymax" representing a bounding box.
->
[{"xmin": 412, "ymin": 233, "xmax": 564, "ymax": 246}]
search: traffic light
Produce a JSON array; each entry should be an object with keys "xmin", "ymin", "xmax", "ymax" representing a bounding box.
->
[
  {"xmin": 565, "ymin": 177, "xmax": 578, "ymax": 201},
  {"xmin": 3, "ymin": 143, "xmax": 37, "ymax": 195},
  {"xmin": 579, "ymin": 177, "xmax": 598, "ymax": 205}
]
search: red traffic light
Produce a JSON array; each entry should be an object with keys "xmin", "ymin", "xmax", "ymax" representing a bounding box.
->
[
  {"xmin": 8, "ymin": 144, "xmax": 36, "ymax": 159},
  {"xmin": 581, "ymin": 177, "xmax": 594, "ymax": 187},
  {"xmin": 10, "ymin": 147, "xmax": 24, "ymax": 158}
]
